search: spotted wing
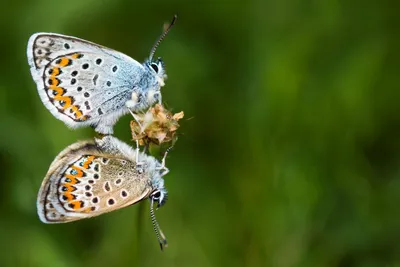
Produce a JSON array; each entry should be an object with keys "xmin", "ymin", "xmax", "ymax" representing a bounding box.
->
[
  {"xmin": 37, "ymin": 139, "xmax": 152, "ymax": 223},
  {"xmin": 27, "ymin": 33, "xmax": 145, "ymax": 129}
]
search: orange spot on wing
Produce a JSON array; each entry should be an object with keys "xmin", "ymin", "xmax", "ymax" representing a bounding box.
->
[
  {"xmin": 57, "ymin": 57, "xmax": 70, "ymax": 67},
  {"xmin": 48, "ymin": 86, "xmax": 64, "ymax": 96},
  {"xmin": 51, "ymin": 67, "xmax": 60, "ymax": 76},
  {"xmin": 64, "ymin": 175, "xmax": 79, "ymax": 185},
  {"xmin": 48, "ymin": 77, "xmax": 59, "ymax": 86},
  {"xmin": 64, "ymin": 184, "xmax": 77, "ymax": 193},
  {"xmin": 83, "ymin": 156, "xmax": 95, "ymax": 169},
  {"xmin": 63, "ymin": 192, "xmax": 75, "ymax": 201},
  {"xmin": 69, "ymin": 201, "xmax": 83, "ymax": 210},
  {"xmin": 71, "ymin": 53, "xmax": 82, "ymax": 59},
  {"xmin": 70, "ymin": 166, "xmax": 84, "ymax": 177},
  {"xmin": 71, "ymin": 106, "xmax": 83, "ymax": 119},
  {"xmin": 53, "ymin": 95, "xmax": 72, "ymax": 109},
  {"xmin": 84, "ymin": 207, "xmax": 92, "ymax": 213}
]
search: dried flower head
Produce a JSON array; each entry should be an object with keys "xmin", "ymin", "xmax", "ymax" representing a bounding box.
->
[{"xmin": 130, "ymin": 104, "xmax": 184, "ymax": 146}]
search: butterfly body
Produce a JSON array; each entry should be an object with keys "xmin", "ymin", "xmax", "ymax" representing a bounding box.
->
[
  {"xmin": 27, "ymin": 33, "xmax": 166, "ymax": 134},
  {"xmin": 37, "ymin": 135, "xmax": 168, "ymax": 223}
]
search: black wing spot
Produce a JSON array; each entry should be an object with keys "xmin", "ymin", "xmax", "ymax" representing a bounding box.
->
[
  {"xmin": 84, "ymin": 101, "xmax": 90, "ymax": 110},
  {"xmin": 104, "ymin": 182, "xmax": 111, "ymax": 192},
  {"xmin": 64, "ymin": 43, "xmax": 71, "ymax": 49},
  {"xmin": 96, "ymin": 58, "xmax": 102, "ymax": 65},
  {"xmin": 112, "ymin": 66, "xmax": 118, "ymax": 72},
  {"xmin": 93, "ymin": 74, "xmax": 99, "ymax": 85},
  {"xmin": 82, "ymin": 63, "xmax": 89, "ymax": 69}
]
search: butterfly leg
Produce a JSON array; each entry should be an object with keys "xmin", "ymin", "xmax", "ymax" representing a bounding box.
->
[
  {"xmin": 126, "ymin": 92, "xmax": 145, "ymax": 133},
  {"xmin": 128, "ymin": 109, "xmax": 144, "ymax": 133},
  {"xmin": 157, "ymin": 146, "xmax": 172, "ymax": 176},
  {"xmin": 135, "ymin": 140, "xmax": 145, "ymax": 169}
]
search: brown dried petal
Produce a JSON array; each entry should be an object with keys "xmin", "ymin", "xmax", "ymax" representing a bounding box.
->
[
  {"xmin": 130, "ymin": 104, "xmax": 184, "ymax": 146},
  {"xmin": 172, "ymin": 111, "xmax": 184, "ymax": 120}
]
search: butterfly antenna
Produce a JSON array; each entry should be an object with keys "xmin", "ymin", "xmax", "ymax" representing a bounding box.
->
[
  {"xmin": 150, "ymin": 199, "xmax": 168, "ymax": 250},
  {"xmin": 149, "ymin": 15, "xmax": 177, "ymax": 61}
]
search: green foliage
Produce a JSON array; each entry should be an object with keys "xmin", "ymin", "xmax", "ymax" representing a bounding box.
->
[{"xmin": 1, "ymin": 0, "xmax": 399, "ymax": 266}]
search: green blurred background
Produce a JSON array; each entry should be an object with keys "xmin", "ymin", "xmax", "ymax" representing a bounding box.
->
[{"xmin": 1, "ymin": 0, "xmax": 400, "ymax": 266}]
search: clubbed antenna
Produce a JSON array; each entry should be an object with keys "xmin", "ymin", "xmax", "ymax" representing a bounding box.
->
[
  {"xmin": 150, "ymin": 199, "xmax": 168, "ymax": 250},
  {"xmin": 149, "ymin": 15, "xmax": 177, "ymax": 61}
]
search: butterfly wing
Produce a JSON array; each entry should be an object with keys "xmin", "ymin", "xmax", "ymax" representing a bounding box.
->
[
  {"xmin": 27, "ymin": 33, "xmax": 147, "ymax": 134},
  {"xmin": 37, "ymin": 138, "xmax": 152, "ymax": 223}
]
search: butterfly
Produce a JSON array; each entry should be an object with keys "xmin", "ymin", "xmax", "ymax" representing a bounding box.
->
[
  {"xmin": 27, "ymin": 16, "xmax": 176, "ymax": 134},
  {"xmin": 37, "ymin": 135, "xmax": 170, "ymax": 249}
]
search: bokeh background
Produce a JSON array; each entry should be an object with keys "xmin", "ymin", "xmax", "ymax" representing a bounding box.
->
[{"xmin": 1, "ymin": 0, "xmax": 400, "ymax": 266}]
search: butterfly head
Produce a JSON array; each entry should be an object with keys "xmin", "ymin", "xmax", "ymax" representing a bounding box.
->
[
  {"xmin": 150, "ymin": 160, "xmax": 169, "ymax": 208},
  {"xmin": 146, "ymin": 57, "xmax": 167, "ymax": 87}
]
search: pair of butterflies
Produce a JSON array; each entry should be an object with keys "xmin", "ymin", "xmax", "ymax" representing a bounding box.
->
[{"xmin": 27, "ymin": 16, "xmax": 177, "ymax": 250}]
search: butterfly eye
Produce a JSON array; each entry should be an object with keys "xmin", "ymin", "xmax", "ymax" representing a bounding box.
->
[
  {"xmin": 151, "ymin": 63, "xmax": 159, "ymax": 73},
  {"xmin": 152, "ymin": 190, "xmax": 161, "ymax": 200},
  {"xmin": 151, "ymin": 190, "xmax": 167, "ymax": 208}
]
